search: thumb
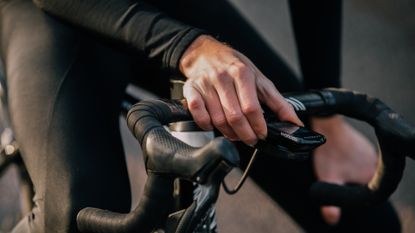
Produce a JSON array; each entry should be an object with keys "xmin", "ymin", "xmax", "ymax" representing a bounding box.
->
[
  {"xmin": 321, "ymin": 206, "xmax": 341, "ymax": 225},
  {"xmin": 319, "ymin": 177, "xmax": 344, "ymax": 226}
]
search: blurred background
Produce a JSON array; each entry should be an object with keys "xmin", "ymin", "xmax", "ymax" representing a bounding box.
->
[
  {"xmin": 213, "ymin": 0, "xmax": 415, "ymax": 232},
  {"xmin": 1, "ymin": 0, "xmax": 414, "ymax": 232}
]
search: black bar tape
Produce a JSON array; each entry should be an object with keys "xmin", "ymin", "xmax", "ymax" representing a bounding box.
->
[
  {"xmin": 285, "ymin": 88, "xmax": 414, "ymax": 207},
  {"xmin": 77, "ymin": 174, "xmax": 174, "ymax": 233},
  {"xmin": 77, "ymin": 99, "xmax": 239, "ymax": 232}
]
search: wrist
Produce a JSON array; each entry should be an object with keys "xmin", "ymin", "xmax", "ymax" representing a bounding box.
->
[{"xmin": 179, "ymin": 34, "xmax": 215, "ymax": 75}]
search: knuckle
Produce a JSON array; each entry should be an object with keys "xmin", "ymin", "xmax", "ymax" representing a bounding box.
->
[
  {"xmin": 266, "ymin": 78, "xmax": 276, "ymax": 87},
  {"xmin": 214, "ymin": 70, "xmax": 228, "ymax": 80},
  {"xmin": 212, "ymin": 115, "xmax": 228, "ymax": 128},
  {"xmin": 276, "ymin": 99, "xmax": 291, "ymax": 112},
  {"xmin": 196, "ymin": 115, "xmax": 211, "ymax": 129},
  {"xmin": 227, "ymin": 112, "xmax": 244, "ymax": 125},
  {"xmin": 285, "ymin": 101, "xmax": 296, "ymax": 113},
  {"xmin": 242, "ymin": 104, "xmax": 260, "ymax": 116},
  {"xmin": 252, "ymin": 120, "xmax": 267, "ymax": 135},
  {"xmin": 194, "ymin": 76, "xmax": 209, "ymax": 88},
  {"xmin": 188, "ymin": 98, "xmax": 202, "ymax": 111},
  {"xmin": 280, "ymin": 104, "xmax": 296, "ymax": 120},
  {"xmin": 228, "ymin": 62, "xmax": 249, "ymax": 78}
]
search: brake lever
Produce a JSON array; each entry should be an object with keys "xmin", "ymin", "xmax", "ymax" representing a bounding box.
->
[{"xmin": 164, "ymin": 160, "xmax": 234, "ymax": 233}]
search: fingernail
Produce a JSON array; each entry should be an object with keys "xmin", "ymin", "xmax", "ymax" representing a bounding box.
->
[
  {"xmin": 224, "ymin": 135, "xmax": 239, "ymax": 141},
  {"xmin": 247, "ymin": 139, "xmax": 258, "ymax": 146},
  {"xmin": 258, "ymin": 133, "xmax": 267, "ymax": 140},
  {"xmin": 322, "ymin": 206, "xmax": 341, "ymax": 226}
]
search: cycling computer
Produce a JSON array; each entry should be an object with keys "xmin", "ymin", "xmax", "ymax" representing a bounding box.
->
[{"xmin": 256, "ymin": 121, "xmax": 326, "ymax": 160}]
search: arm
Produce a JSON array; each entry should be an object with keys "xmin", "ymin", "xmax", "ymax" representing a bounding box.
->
[
  {"xmin": 289, "ymin": 0, "xmax": 342, "ymax": 89},
  {"xmin": 33, "ymin": 0, "xmax": 205, "ymax": 72},
  {"xmin": 34, "ymin": 0, "xmax": 302, "ymax": 145},
  {"xmin": 290, "ymin": 1, "xmax": 380, "ymax": 226},
  {"xmin": 179, "ymin": 35, "xmax": 303, "ymax": 145}
]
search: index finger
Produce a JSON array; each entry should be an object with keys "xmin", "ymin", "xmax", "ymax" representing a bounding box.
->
[
  {"xmin": 256, "ymin": 76, "xmax": 303, "ymax": 126},
  {"xmin": 231, "ymin": 64, "xmax": 267, "ymax": 139}
]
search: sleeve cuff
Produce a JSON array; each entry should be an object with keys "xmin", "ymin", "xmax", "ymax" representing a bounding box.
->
[{"xmin": 164, "ymin": 28, "xmax": 209, "ymax": 75}]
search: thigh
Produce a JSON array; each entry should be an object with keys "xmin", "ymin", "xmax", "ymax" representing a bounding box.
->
[
  {"xmin": 237, "ymin": 144, "xmax": 329, "ymax": 231},
  {"xmin": 238, "ymin": 145, "xmax": 401, "ymax": 233},
  {"xmin": 1, "ymin": 0, "xmax": 132, "ymax": 232}
]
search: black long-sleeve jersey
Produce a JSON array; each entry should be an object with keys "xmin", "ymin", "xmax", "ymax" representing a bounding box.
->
[{"xmin": 33, "ymin": 0, "xmax": 206, "ymax": 73}]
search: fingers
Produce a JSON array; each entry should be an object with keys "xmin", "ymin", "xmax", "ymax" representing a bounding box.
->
[
  {"xmin": 183, "ymin": 81, "xmax": 212, "ymax": 130},
  {"xmin": 184, "ymin": 63, "xmax": 264, "ymax": 145},
  {"xmin": 314, "ymin": 153, "xmax": 344, "ymax": 226},
  {"xmin": 321, "ymin": 206, "xmax": 341, "ymax": 225},
  {"xmin": 231, "ymin": 63, "xmax": 267, "ymax": 140},
  {"xmin": 180, "ymin": 36, "xmax": 302, "ymax": 144},
  {"xmin": 320, "ymin": 176, "xmax": 343, "ymax": 225},
  {"xmin": 255, "ymin": 72, "xmax": 303, "ymax": 126},
  {"xmin": 213, "ymin": 66, "xmax": 259, "ymax": 145},
  {"xmin": 184, "ymin": 61, "xmax": 303, "ymax": 145},
  {"xmin": 185, "ymin": 79, "xmax": 238, "ymax": 140}
]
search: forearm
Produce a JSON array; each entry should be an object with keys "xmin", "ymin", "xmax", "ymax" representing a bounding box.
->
[
  {"xmin": 33, "ymin": 0, "xmax": 205, "ymax": 72},
  {"xmin": 289, "ymin": 0, "xmax": 342, "ymax": 89}
]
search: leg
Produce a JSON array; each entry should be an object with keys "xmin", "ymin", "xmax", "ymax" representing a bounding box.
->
[
  {"xmin": 289, "ymin": 0, "xmax": 342, "ymax": 89},
  {"xmin": 1, "ymin": 0, "xmax": 132, "ymax": 232},
  {"xmin": 288, "ymin": 1, "xmax": 401, "ymax": 231}
]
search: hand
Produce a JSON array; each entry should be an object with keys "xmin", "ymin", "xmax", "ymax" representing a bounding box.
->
[
  {"xmin": 311, "ymin": 115, "xmax": 378, "ymax": 225},
  {"xmin": 179, "ymin": 35, "xmax": 302, "ymax": 145}
]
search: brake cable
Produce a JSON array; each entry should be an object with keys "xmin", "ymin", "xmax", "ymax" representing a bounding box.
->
[{"xmin": 222, "ymin": 148, "xmax": 259, "ymax": 195}]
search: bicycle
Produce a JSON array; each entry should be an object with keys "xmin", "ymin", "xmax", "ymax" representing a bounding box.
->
[
  {"xmin": 1, "ymin": 79, "xmax": 320, "ymax": 231},
  {"xmin": 73, "ymin": 88, "xmax": 415, "ymax": 233},
  {"xmin": 2, "ymin": 79, "xmax": 320, "ymax": 231}
]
